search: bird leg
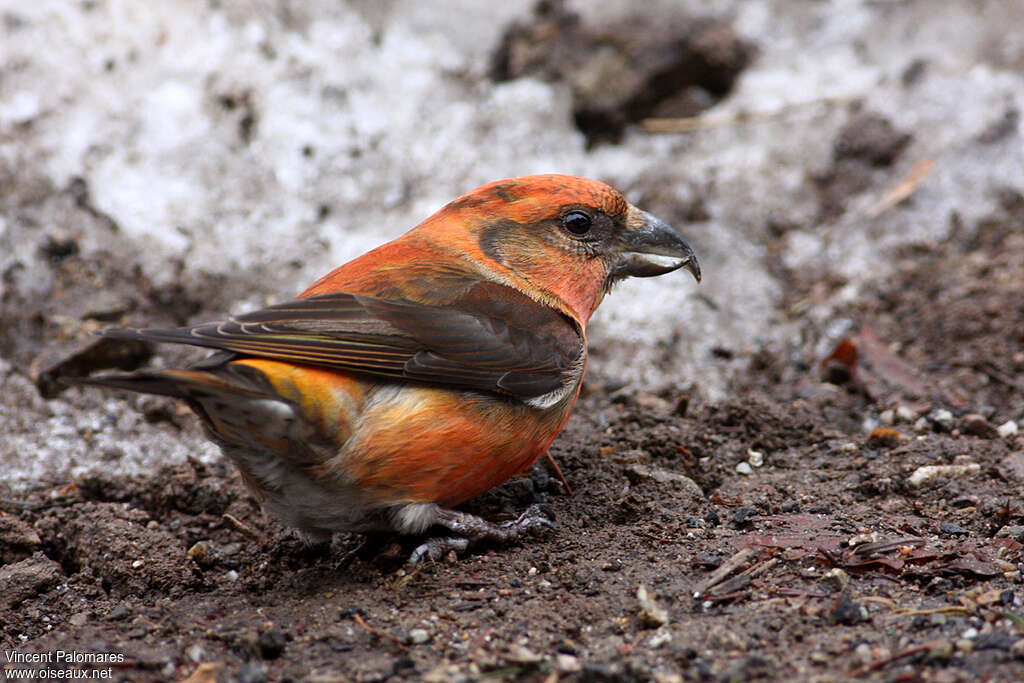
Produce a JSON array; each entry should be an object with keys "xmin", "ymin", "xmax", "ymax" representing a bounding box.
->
[{"xmin": 408, "ymin": 504, "xmax": 556, "ymax": 564}]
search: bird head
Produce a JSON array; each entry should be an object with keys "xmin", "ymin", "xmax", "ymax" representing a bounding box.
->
[
  {"xmin": 301, "ymin": 175, "xmax": 700, "ymax": 326},
  {"xmin": 427, "ymin": 174, "xmax": 701, "ymax": 324}
]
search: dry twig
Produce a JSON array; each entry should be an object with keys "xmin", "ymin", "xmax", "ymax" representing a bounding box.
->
[{"xmin": 353, "ymin": 613, "xmax": 408, "ymax": 648}]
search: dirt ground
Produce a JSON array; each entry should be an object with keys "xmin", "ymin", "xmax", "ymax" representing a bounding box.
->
[
  {"xmin": 2, "ymin": 194, "xmax": 1023, "ymax": 682},
  {"xmin": 3, "ymin": 3, "xmax": 1024, "ymax": 682}
]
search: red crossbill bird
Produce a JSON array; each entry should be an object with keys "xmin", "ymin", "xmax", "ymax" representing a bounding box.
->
[{"xmin": 78, "ymin": 174, "xmax": 700, "ymax": 562}]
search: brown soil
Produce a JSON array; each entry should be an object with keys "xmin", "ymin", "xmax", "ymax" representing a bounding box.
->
[{"xmin": 2, "ymin": 208, "xmax": 1024, "ymax": 682}]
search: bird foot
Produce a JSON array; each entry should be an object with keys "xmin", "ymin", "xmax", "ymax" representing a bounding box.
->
[{"xmin": 408, "ymin": 504, "xmax": 556, "ymax": 565}]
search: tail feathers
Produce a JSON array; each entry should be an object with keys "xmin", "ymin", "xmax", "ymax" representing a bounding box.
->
[
  {"xmin": 69, "ymin": 369, "xmax": 218, "ymax": 400},
  {"xmin": 70, "ymin": 359, "xmax": 275, "ymax": 400}
]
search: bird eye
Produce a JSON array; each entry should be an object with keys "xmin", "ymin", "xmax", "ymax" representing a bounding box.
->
[{"xmin": 562, "ymin": 210, "xmax": 592, "ymax": 236}]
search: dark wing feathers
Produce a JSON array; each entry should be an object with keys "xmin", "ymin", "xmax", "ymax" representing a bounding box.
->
[{"xmin": 102, "ymin": 284, "xmax": 583, "ymax": 401}]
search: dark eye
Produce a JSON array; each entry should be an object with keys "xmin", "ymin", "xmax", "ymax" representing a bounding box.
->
[{"xmin": 562, "ymin": 210, "xmax": 592, "ymax": 235}]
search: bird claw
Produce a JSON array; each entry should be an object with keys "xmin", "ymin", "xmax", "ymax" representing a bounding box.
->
[
  {"xmin": 407, "ymin": 504, "xmax": 557, "ymax": 565},
  {"xmin": 504, "ymin": 504, "xmax": 557, "ymax": 533},
  {"xmin": 409, "ymin": 536, "xmax": 471, "ymax": 565}
]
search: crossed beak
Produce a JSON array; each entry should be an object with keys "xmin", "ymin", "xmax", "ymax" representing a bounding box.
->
[{"xmin": 610, "ymin": 205, "xmax": 702, "ymax": 282}]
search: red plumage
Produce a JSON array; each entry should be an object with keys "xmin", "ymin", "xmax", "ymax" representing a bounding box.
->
[{"xmin": 80, "ymin": 175, "xmax": 700, "ymax": 560}]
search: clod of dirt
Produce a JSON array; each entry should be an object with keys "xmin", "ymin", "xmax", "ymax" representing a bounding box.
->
[
  {"xmin": 36, "ymin": 502, "xmax": 195, "ymax": 597},
  {"xmin": 834, "ymin": 112, "xmax": 912, "ymax": 166},
  {"xmin": 490, "ymin": 0, "xmax": 754, "ymax": 145},
  {"xmin": 732, "ymin": 506, "xmax": 757, "ymax": 528},
  {"xmin": 257, "ymin": 629, "xmax": 287, "ymax": 660},
  {"xmin": 999, "ymin": 453, "xmax": 1024, "ymax": 483},
  {"xmin": 0, "ymin": 553, "xmax": 64, "ymax": 610},
  {"xmin": 38, "ymin": 231, "xmax": 81, "ymax": 263},
  {"xmin": 0, "ymin": 515, "xmax": 43, "ymax": 565},
  {"xmin": 77, "ymin": 461, "xmax": 238, "ymax": 519},
  {"xmin": 813, "ymin": 110, "xmax": 912, "ymax": 219},
  {"xmin": 939, "ymin": 521, "xmax": 968, "ymax": 537},
  {"xmin": 975, "ymin": 106, "xmax": 1020, "ymax": 144},
  {"xmin": 623, "ymin": 463, "xmax": 704, "ymax": 499},
  {"xmin": 831, "ymin": 591, "xmax": 868, "ymax": 625}
]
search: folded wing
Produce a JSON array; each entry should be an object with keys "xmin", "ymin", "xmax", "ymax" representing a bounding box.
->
[{"xmin": 101, "ymin": 281, "xmax": 583, "ymax": 402}]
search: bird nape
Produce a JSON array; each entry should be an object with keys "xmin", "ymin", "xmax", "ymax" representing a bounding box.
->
[{"xmin": 73, "ymin": 174, "xmax": 701, "ymax": 563}]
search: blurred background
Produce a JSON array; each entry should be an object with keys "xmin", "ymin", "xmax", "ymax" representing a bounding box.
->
[{"xmin": 2, "ymin": 0, "xmax": 1022, "ymax": 487}]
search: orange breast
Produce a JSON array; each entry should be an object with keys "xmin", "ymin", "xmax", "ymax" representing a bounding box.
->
[
  {"xmin": 339, "ymin": 383, "xmax": 576, "ymax": 507},
  {"xmin": 231, "ymin": 360, "xmax": 578, "ymax": 509}
]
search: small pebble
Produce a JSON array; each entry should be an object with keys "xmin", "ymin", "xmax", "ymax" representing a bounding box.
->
[
  {"xmin": 735, "ymin": 462, "xmax": 753, "ymax": 475},
  {"xmin": 907, "ymin": 463, "xmax": 980, "ymax": 487},
  {"xmin": 733, "ymin": 507, "xmax": 757, "ymax": 526},
  {"xmin": 187, "ymin": 541, "xmax": 211, "ymax": 564},
  {"xmin": 556, "ymin": 654, "xmax": 582, "ymax": 673},
  {"xmin": 927, "ymin": 641, "xmax": 954, "ymax": 661},
  {"xmin": 879, "ymin": 409, "xmax": 895, "ymax": 425},
  {"xmin": 955, "ymin": 639, "xmax": 974, "ymax": 653},
  {"xmin": 820, "ymin": 568, "xmax": 850, "ymax": 591},
  {"xmin": 996, "ymin": 526, "xmax": 1024, "ymax": 540},
  {"xmin": 896, "ymin": 405, "xmax": 918, "ymax": 422},
  {"xmin": 914, "ymin": 417, "xmax": 929, "ymax": 432},
  {"xmin": 648, "ymin": 627, "xmax": 672, "ymax": 648},
  {"xmin": 960, "ymin": 414, "xmax": 998, "ymax": 439},
  {"xmin": 506, "ymin": 645, "xmax": 543, "ymax": 664},
  {"xmin": 747, "ymin": 449, "xmax": 764, "ymax": 467},
  {"xmin": 637, "ymin": 584, "xmax": 669, "ymax": 627},
  {"xmin": 847, "ymin": 532, "xmax": 876, "ymax": 548},
  {"xmin": 237, "ymin": 662, "xmax": 269, "ymax": 683},
  {"xmin": 939, "ymin": 521, "xmax": 967, "ymax": 536},
  {"xmin": 998, "ymin": 420, "xmax": 1019, "ymax": 438},
  {"xmin": 409, "ymin": 628, "xmax": 430, "ymax": 644},
  {"xmin": 107, "ymin": 604, "xmax": 130, "ymax": 621},
  {"xmin": 928, "ymin": 409, "xmax": 955, "ymax": 432}
]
